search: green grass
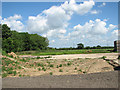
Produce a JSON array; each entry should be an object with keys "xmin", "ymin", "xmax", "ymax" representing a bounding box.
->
[{"xmin": 16, "ymin": 49, "xmax": 114, "ymax": 56}]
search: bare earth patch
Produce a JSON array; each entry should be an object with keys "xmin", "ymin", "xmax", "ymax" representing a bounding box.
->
[{"xmin": 3, "ymin": 53, "xmax": 118, "ymax": 78}]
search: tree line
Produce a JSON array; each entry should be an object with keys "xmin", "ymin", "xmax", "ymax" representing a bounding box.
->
[
  {"xmin": 55, "ymin": 43, "xmax": 114, "ymax": 50},
  {"xmin": 2, "ymin": 24, "xmax": 49, "ymax": 53}
]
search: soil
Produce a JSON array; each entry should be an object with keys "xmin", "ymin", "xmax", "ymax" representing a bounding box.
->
[{"xmin": 7, "ymin": 53, "xmax": 117, "ymax": 77}]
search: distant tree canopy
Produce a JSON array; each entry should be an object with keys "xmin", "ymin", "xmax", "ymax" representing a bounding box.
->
[
  {"xmin": 2, "ymin": 24, "xmax": 49, "ymax": 53},
  {"xmin": 77, "ymin": 43, "xmax": 84, "ymax": 49}
]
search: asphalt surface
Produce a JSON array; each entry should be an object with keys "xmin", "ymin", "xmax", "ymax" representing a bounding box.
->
[{"xmin": 2, "ymin": 71, "xmax": 118, "ymax": 88}]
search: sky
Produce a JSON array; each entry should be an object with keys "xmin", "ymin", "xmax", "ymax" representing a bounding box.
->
[{"xmin": 1, "ymin": 0, "xmax": 118, "ymax": 48}]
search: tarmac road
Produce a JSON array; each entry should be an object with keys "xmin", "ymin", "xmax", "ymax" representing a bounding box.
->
[{"xmin": 2, "ymin": 71, "xmax": 119, "ymax": 88}]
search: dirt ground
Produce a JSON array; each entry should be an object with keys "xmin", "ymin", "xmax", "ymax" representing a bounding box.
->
[
  {"xmin": 6, "ymin": 53, "xmax": 117, "ymax": 77},
  {"xmin": 20, "ymin": 53, "xmax": 118, "ymax": 59}
]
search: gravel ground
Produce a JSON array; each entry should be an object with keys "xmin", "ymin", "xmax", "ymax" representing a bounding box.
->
[{"xmin": 2, "ymin": 71, "xmax": 118, "ymax": 88}]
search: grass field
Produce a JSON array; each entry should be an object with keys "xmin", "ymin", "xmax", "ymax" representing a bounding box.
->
[{"xmin": 16, "ymin": 48, "xmax": 114, "ymax": 56}]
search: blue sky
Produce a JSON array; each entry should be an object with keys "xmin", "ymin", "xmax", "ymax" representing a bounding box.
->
[{"xmin": 1, "ymin": 0, "xmax": 118, "ymax": 48}]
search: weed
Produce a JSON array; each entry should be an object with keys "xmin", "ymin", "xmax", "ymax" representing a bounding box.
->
[
  {"xmin": 93, "ymin": 62, "xmax": 96, "ymax": 64},
  {"xmin": 63, "ymin": 64, "xmax": 66, "ymax": 66},
  {"xmin": 56, "ymin": 65, "xmax": 59, "ymax": 68},
  {"xmin": 59, "ymin": 69, "xmax": 63, "ymax": 72},
  {"xmin": 67, "ymin": 62, "xmax": 72, "ymax": 66},
  {"xmin": 36, "ymin": 57, "xmax": 42, "ymax": 59},
  {"xmin": 101, "ymin": 56, "xmax": 107, "ymax": 60},
  {"xmin": 83, "ymin": 71, "xmax": 87, "ymax": 74},
  {"xmin": 74, "ymin": 67, "xmax": 77, "ymax": 70},
  {"xmin": 19, "ymin": 74, "xmax": 22, "ymax": 77},
  {"xmin": 13, "ymin": 71, "xmax": 17, "ymax": 76},
  {"xmin": 42, "ymin": 67, "xmax": 46, "ymax": 71},
  {"xmin": 38, "ymin": 68, "xmax": 41, "ymax": 71},
  {"xmin": 49, "ymin": 72, "xmax": 53, "ymax": 75},
  {"xmin": 78, "ymin": 69, "xmax": 82, "ymax": 72},
  {"xmin": 37, "ymin": 63, "xmax": 41, "ymax": 66},
  {"xmin": 8, "ymin": 71, "xmax": 13, "ymax": 74},
  {"xmin": 47, "ymin": 61, "xmax": 50, "ymax": 64},
  {"xmin": 2, "ymin": 73, "xmax": 8, "ymax": 78},
  {"xmin": 59, "ymin": 64, "xmax": 62, "ymax": 67},
  {"xmin": 18, "ymin": 66, "xmax": 22, "ymax": 69},
  {"xmin": 49, "ymin": 64, "xmax": 54, "ymax": 67}
]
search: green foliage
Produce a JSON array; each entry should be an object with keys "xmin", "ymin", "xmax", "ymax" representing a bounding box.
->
[
  {"xmin": 2, "ymin": 73, "xmax": 8, "ymax": 78},
  {"xmin": 77, "ymin": 43, "xmax": 84, "ymax": 49},
  {"xmin": 49, "ymin": 64, "xmax": 54, "ymax": 67},
  {"xmin": 74, "ymin": 67, "xmax": 77, "ymax": 70},
  {"xmin": 56, "ymin": 65, "xmax": 59, "ymax": 68},
  {"xmin": 59, "ymin": 69, "xmax": 63, "ymax": 72},
  {"xmin": 78, "ymin": 69, "xmax": 82, "ymax": 72},
  {"xmin": 59, "ymin": 64, "xmax": 62, "ymax": 67},
  {"xmin": 67, "ymin": 62, "xmax": 72, "ymax": 66},
  {"xmin": 2, "ymin": 24, "xmax": 49, "ymax": 53},
  {"xmin": 38, "ymin": 68, "xmax": 41, "ymax": 71},
  {"xmin": 101, "ymin": 56, "xmax": 107, "ymax": 60},
  {"xmin": 49, "ymin": 72, "xmax": 53, "ymax": 75}
]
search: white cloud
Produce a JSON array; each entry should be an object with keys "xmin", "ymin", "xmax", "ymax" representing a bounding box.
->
[
  {"xmin": 90, "ymin": 10, "xmax": 100, "ymax": 14},
  {"xmin": 1, "ymin": 14, "xmax": 24, "ymax": 32},
  {"xmin": 51, "ymin": 40, "xmax": 55, "ymax": 43},
  {"xmin": 108, "ymin": 24, "xmax": 117, "ymax": 31},
  {"xmin": 112, "ymin": 29, "xmax": 118, "ymax": 36},
  {"xmin": 98, "ymin": 2, "xmax": 106, "ymax": 7},
  {"xmin": 27, "ymin": 0, "xmax": 95, "ymax": 35},
  {"xmin": 71, "ymin": 19, "xmax": 109, "ymax": 36}
]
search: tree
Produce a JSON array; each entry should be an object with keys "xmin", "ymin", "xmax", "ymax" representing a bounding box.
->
[
  {"xmin": 97, "ymin": 45, "xmax": 101, "ymax": 49},
  {"xmin": 2, "ymin": 24, "xmax": 49, "ymax": 53},
  {"xmin": 2, "ymin": 24, "xmax": 12, "ymax": 40},
  {"xmin": 77, "ymin": 43, "xmax": 84, "ymax": 49}
]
